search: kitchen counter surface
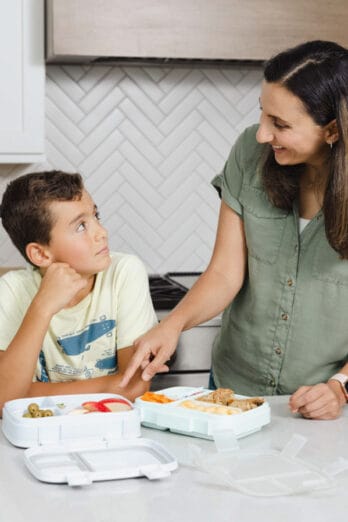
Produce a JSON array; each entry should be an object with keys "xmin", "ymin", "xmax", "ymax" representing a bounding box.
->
[{"xmin": 1, "ymin": 395, "xmax": 348, "ymax": 522}]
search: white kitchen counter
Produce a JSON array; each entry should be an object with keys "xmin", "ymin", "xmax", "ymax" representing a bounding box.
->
[{"xmin": 1, "ymin": 396, "xmax": 348, "ymax": 522}]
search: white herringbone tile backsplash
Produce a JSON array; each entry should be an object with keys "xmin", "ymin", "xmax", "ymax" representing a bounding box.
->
[{"xmin": 0, "ymin": 64, "xmax": 262, "ymax": 272}]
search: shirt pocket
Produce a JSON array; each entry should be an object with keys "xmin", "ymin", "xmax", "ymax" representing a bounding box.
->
[
  {"xmin": 312, "ymin": 235, "xmax": 348, "ymax": 285},
  {"xmin": 239, "ymin": 184, "xmax": 288, "ymax": 265}
]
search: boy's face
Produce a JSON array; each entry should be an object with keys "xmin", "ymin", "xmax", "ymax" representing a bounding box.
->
[{"xmin": 45, "ymin": 189, "xmax": 111, "ymax": 276}]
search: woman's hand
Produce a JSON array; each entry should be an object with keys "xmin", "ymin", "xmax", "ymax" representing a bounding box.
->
[
  {"xmin": 289, "ymin": 381, "xmax": 346, "ymax": 420},
  {"xmin": 120, "ymin": 321, "xmax": 181, "ymax": 386}
]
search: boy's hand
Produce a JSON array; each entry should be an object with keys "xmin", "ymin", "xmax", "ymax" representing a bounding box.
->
[
  {"xmin": 289, "ymin": 382, "xmax": 345, "ymax": 420},
  {"xmin": 34, "ymin": 263, "xmax": 88, "ymax": 316}
]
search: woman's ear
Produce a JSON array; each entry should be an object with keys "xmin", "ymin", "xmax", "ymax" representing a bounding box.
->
[
  {"xmin": 325, "ymin": 119, "xmax": 339, "ymax": 145},
  {"xmin": 25, "ymin": 243, "xmax": 52, "ymax": 268}
]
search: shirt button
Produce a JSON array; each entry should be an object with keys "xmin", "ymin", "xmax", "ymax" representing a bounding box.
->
[
  {"xmin": 287, "ymin": 279, "xmax": 293, "ymax": 287},
  {"xmin": 275, "ymin": 347, "xmax": 282, "ymax": 355},
  {"xmin": 281, "ymin": 313, "xmax": 289, "ymax": 321}
]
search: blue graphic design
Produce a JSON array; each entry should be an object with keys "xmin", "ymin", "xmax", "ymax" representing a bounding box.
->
[
  {"xmin": 57, "ymin": 320, "xmax": 116, "ymax": 356},
  {"xmin": 38, "ymin": 350, "xmax": 49, "ymax": 382},
  {"xmin": 95, "ymin": 355, "xmax": 117, "ymax": 371}
]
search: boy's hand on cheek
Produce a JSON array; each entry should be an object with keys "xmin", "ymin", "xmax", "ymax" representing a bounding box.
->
[{"xmin": 35, "ymin": 263, "xmax": 88, "ymax": 316}]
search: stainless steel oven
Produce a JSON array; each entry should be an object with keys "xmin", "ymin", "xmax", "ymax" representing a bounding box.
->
[{"xmin": 148, "ymin": 273, "xmax": 221, "ymax": 390}]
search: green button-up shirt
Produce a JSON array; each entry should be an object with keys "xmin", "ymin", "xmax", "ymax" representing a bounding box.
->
[{"xmin": 211, "ymin": 124, "xmax": 348, "ymax": 396}]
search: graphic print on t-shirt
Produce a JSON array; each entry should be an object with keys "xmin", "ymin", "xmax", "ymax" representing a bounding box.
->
[
  {"xmin": 37, "ymin": 318, "xmax": 119, "ymax": 380},
  {"xmin": 57, "ymin": 320, "xmax": 115, "ymax": 355}
]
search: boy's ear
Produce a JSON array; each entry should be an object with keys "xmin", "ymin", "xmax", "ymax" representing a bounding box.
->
[
  {"xmin": 25, "ymin": 242, "xmax": 52, "ymax": 268},
  {"xmin": 325, "ymin": 119, "xmax": 339, "ymax": 145}
]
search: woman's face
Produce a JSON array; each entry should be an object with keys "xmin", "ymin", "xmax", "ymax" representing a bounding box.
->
[{"xmin": 256, "ymin": 81, "xmax": 331, "ymax": 168}]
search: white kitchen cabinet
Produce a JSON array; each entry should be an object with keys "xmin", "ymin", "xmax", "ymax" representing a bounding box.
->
[
  {"xmin": 0, "ymin": 0, "xmax": 44, "ymax": 163},
  {"xmin": 46, "ymin": 0, "xmax": 348, "ymax": 63}
]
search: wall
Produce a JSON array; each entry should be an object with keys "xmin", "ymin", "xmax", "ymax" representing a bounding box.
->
[{"xmin": 0, "ymin": 64, "xmax": 262, "ymax": 272}]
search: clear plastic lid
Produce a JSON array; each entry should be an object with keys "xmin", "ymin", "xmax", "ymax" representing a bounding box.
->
[{"xmin": 190, "ymin": 434, "xmax": 348, "ymax": 497}]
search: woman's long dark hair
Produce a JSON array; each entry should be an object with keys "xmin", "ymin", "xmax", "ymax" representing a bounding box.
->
[{"xmin": 261, "ymin": 40, "xmax": 348, "ymax": 258}]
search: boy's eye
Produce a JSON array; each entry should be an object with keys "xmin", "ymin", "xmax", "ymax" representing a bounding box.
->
[
  {"xmin": 95, "ymin": 211, "xmax": 101, "ymax": 221},
  {"xmin": 77, "ymin": 222, "xmax": 86, "ymax": 232}
]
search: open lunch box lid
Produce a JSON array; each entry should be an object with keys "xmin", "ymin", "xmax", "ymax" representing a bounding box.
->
[
  {"xmin": 4, "ymin": 389, "xmax": 335, "ymax": 497},
  {"xmin": 135, "ymin": 386, "xmax": 271, "ymax": 440},
  {"xmin": 134, "ymin": 388, "xmax": 344, "ymax": 497},
  {"xmin": 2, "ymin": 393, "xmax": 178, "ymax": 486}
]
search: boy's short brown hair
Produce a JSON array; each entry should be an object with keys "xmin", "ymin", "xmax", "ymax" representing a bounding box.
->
[{"xmin": 0, "ymin": 170, "xmax": 83, "ymax": 264}]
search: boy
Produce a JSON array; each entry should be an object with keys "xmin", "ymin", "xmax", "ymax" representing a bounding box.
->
[{"xmin": 0, "ymin": 170, "xmax": 157, "ymax": 413}]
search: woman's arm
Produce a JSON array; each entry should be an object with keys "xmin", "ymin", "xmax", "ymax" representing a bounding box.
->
[{"xmin": 121, "ymin": 200, "xmax": 247, "ymax": 385}]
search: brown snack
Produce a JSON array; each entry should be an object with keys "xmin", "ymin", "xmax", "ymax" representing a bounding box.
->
[{"xmin": 197, "ymin": 388, "xmax": 264, "ymax": 411}]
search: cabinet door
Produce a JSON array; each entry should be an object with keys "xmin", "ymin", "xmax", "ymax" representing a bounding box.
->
[
  {"xmin": 0, "ymin": 0, "xmax": 44, "ymax": 162},
  {"xmin": 47, "ymin": 0, "xmax": 348, "ymax": 63}
]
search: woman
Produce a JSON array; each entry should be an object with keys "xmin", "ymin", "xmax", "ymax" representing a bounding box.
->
[{"xmin": 122, "ymin": 40, "xmax": 348, "ymax": 420}]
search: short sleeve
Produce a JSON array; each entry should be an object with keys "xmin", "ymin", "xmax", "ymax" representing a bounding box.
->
[
  {"xmin": 0, "ymin": 271, "xmax": 32, "ymax": 350},
  {"xmin": 114, "ymin": 255, "xmax": 158, "ymax": 349},
  {"xmin": 211, "ymin": 124, "xmax": 262, "ymax": 217}
]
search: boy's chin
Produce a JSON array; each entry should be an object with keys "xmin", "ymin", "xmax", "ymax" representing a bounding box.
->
[
  {"xmin": 98, "ymin": 254, "xmax": 112, "ymax": 271},
  {"xmin": 80, "ymin": 256, "xmax": 112, "ymax": 276}
]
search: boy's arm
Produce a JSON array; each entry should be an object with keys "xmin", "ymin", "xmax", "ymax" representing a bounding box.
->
[
  {"xmin": 0, "ymin": 263, "xmax": 88, "ymax": 411},
  {"xmin": 26, "ymin": 346, "xmax": 150, "ymax": 402}
]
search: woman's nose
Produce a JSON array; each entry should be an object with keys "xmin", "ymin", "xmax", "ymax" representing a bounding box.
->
[{"xmin": 256, "ymin": 118, "xmax": 274, "ymax": 144}]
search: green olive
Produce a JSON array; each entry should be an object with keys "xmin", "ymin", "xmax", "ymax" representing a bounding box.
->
[
  {"xmin": 28, "ymin": 403, "xmax": 39, "ymax": 415},
  {"xmin": 22, "ymin": 412, "xmax": 32, "ymax": 418},
  {"xmin": 31, "ymin": 410, "xmax": 42, "ymax": 418},
  {"xmin": 42, "ymin": 409, "xmax": 53, "ymax": 417}
]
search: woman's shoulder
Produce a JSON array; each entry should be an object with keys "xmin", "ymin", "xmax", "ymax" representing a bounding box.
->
[
  {"xmin": 224, "ymin": 124, "xmax": 266, "ymax": 188},
  {"xmin": 232, "ymin": 124, "xmax": 264, "ymax": 168}
]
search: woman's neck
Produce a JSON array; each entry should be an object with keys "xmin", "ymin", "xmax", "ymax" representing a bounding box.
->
[{"xmin": 298, "ymin": 165, "xmax": 327, "ymax": 219}]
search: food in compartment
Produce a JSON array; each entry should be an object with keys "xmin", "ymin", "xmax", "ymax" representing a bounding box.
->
[
  {"xmin": 68, "ymin": 397, "xmax": 133, "ymax": 415},
  {"xmin": 22, "ymin": 402, "xmax": 54, "ymax": 418},
  {"xmin": 139, "ymin": 391, "xmax": 174, "ymax": 404},
  {"xmin": 196, "ymin": 388, "xmax": 264, "ymax": 411},
  {"xmin": 179, "ymin": 400, "xmax": 241, "ymax": 415}
]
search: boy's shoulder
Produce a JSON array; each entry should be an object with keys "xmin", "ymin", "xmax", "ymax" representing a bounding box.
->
[
  {"xmin": 0, "ymin": 266, "xmax": 37, "ymax": 287},
  {"xmin": 100, "ymin": 252, "xmax": 148, "ymax": 284},
  {"xmin": 108, "ymin": 251, "xmax": 146, "ymax": 271}
]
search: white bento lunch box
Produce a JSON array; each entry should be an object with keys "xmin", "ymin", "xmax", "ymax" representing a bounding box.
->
[
  {"xmin": 135, "ymin": 387, "xmax": 271, "ymax": 440},
  {"xmin": 2, "ymin": 393, "xmax": 178, "ymax": 486}
]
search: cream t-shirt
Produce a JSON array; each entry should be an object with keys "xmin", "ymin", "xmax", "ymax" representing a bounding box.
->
[{"xmin": 0, "ymin": 252, "xmax": 157, "ymax": 382}]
